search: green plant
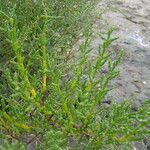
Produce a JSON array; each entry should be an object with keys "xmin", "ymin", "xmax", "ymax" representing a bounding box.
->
[
  {"xmin": 0, "ymin": 1, "xmax": 149, "ymax": 149},
  {"xmin": 0, "ymin": 140, "xmax": 25, "ymax": 150},
  {"xmin": 0, "ymin": 0, "xmax": 98, "ymax": 64}
]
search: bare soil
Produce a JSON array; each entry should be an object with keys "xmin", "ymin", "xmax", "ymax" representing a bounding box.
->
[
  {"xmin": 92, "ymin": 0, "xmax": 150, "ymax": 107},
  {"xmin": 90, "ymin": 0, "xmax": 150, "ymax": 149}
]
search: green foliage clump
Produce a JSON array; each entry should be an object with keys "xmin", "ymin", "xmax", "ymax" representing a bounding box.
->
[
  {"xmin": 0, "ymin": 0, "xmax": 97, "ymax": 63},
  {"xmin": 0, "ymin": 140, "xmax": 25, "ymax": 150},
  {"xmin": 0, "ymin": 0, "xmax": 149, "ymax": 149}
]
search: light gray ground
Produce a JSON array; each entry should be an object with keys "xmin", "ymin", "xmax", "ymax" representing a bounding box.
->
[
  {"xmin": 91, "ymin": 0, "xmax": 150, "ymax": 107},
  {"xmin": 90, "ymin": 0, "xmax": 150, "ymax": 149}
]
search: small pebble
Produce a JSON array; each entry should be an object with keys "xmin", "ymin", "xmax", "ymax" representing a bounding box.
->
[
  {"xmin": 133, "ymin": 147, "xmax": 137, "ymax": 150},
  {"xmin": 80, "ymin": 33, "xmax": 83, "ymax": 36},
  {"xmin": 57, "ymin": 48, "xmax": 61, "ymax": 52}
]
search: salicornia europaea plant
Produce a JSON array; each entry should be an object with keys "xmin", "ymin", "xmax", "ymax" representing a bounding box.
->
[{"xmin": 0, "ymin": 1, "xmax": 149, "ymax": 149}]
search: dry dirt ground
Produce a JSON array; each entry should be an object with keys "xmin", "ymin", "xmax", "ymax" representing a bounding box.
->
[
  {"xmin": 90, "ymin": 0, "xmax": 150, "ymax": 149},
  {"xmin": 91, "ymin": 0, "xmax": 150, "ymax": 108}
]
